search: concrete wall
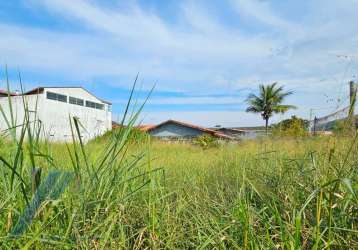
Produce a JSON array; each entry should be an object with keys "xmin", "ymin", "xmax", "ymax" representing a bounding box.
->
[
  {"xmin": 149, "ymin": 123, "xmax": 204, "ymax": 138},
  {"xmin": 216, "ymin": 128, "xmax": 266, "ymax": 140},
  {"xmin": 216, "ymin": 128, "xmax": 243, "ymax": 139},
  {"xmin": 0, "ymin": 95, "xmax": 40, "ymax": 138},
  {"xmin": 0, "ymin": 87, "xmax": 112, "ymax": 142},
  {"xmin": 238, "ymin": 130, "xmax": 266, "ymax": 140}
]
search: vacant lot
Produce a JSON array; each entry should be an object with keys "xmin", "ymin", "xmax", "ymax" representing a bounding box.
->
[{"xmin": 0, "ymin": 132, "xmax": 357, "ymax": 249}]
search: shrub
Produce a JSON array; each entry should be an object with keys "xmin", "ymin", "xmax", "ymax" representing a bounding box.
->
[
  {"xmin": 331, "ymin": 117, "xmax": 358, "ymax": 136},
  {"xmin": 90, "ymin": 126, "xmax": 149, "ymax": 144},
  {"xmin": 193, "ymin": 134, "xmax": 219, "ymax": 149},
  {"xmin": 272, "ymin": 115, "xmax": 309, "ymax": 138}
]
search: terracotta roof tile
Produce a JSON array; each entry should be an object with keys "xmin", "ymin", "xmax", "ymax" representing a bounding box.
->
[
  {"xmin": 147, "ymin": 119, "xmax": 236, "ymax": 140},
  {"xmin": 136, "ymin": 124, "xmax": 155, "ymax": 132}
]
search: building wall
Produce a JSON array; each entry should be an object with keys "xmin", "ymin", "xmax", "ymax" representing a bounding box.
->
[
  {"xmin": 216, "ymin": 128, "xmax": 266, "ymax": 140},
  {"xmin": 149, "ymin": 123, "xmax": 204, "ymax": 138},
  {"xmin": 216, "ymin": 128, "xmax": 243, "ymax": 139},
  {"xmin": 0, "ymin": 94, "xmax": 41, "ymax": 139},
  {"xmin": 0, "ymin": 87, "xmax": 112, "ymax": 142},
  {"xmin": 238, "ymin": 130, "xmax": 266, "ymax": 140},
  {"xmin": 41, "ymin": 88, "xmax": 112, "ymax": 142}
]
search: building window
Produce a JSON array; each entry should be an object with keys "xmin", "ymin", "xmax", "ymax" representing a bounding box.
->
[
  {"xmin": 69, "ymin": 96, "xmax": 84, "ymax": 106},
  {"xmin": 46, "ymin": 91, "xmax": 67, "ymax": 103},
  {"xmin": 95, "ymin": 103, "xmax": 104, "ymax": 110},
  {"xmin": 78, "ymin": 99, "xmax": 84, "ymax": 106},
  {"xmin": 69, "ymin": 97, "xmax": 76, "ymax": 104},
  {"xmin": 85, "ymin": 100, "xmax": 96, "ymax": 108},
  {"xmin": 47, "ymin": 92, "xmax": 57, "ymax": 100},
  {"xmin": 86, "ymin": 100, "xmax": 104, "ymax": 110},
  {"xmin": 108, "ymin": 105, "xmax": 112, "ymax": 112},
  {"xmin": 57, "ymin": 94, "xmax": 67, "ymax": 102}
]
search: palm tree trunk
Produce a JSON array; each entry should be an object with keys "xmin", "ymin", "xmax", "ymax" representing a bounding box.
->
[{"xmin": 265, "ymin": 118, "xmax": 269, "ymax": 135}]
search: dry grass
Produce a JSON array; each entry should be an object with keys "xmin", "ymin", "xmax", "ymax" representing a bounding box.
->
[{"xmin": 0, "ymin": 133, "xmax": 356, "ymax": 249}]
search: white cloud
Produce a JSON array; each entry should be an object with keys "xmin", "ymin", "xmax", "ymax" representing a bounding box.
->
[
  {"xmin": 38, "ymin": 0, "xmax": 275, "ymax": 60},
  {"xmin": 112, "ymin": 96, "xmax": 245, "ymax": 106},
  {"xmin": 0, "ymin": 0, "xmax": 279, "ymax": 91},
  {"xmin": 0, "ymin": 24, "xmax": 134, "ymax": 77},
  {"xmin": 181, "ymin": 1, "xmax": 223, "ymax": 34},
  {"xmin": 1, "ymin": 0, "xmax": 358, "ymax": 126},
  {"xmin": 231, "ymin": 0, "xmax": 301, "ymax": 35}
]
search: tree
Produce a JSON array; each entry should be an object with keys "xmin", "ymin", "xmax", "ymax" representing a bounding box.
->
[
  {"xmin": 246, "ymin": 83, "xmax": 296, "ymax": 134},
  {"xmin": 272, "ymin": 115, "xmax": 309, "ymax": 137}
]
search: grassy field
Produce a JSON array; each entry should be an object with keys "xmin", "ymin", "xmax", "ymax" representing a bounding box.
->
[{"xmin": 0, "ymin": 128, "xmax": 357, "ymax": 249}]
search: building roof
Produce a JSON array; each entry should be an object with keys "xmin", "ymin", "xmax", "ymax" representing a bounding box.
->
[
  {"xmin": 136, "ymin": 124, "xmax": 155, "ymax": 132},
  {"xmin": 0, "ymin": 89, "xmax": 16, "ymax": 96},
  {"xmin": 147, "ymin": 119, "xmax": 235, "ymax": 140},
  {"xmin": 112, "ymin": 121, "xmax": 121, "ymax": 129},
  {"xmin": 231, "ymin": 126, "xmax": 266, "ymax": 131},
  {"xmin": 214, "ymin": 127, "xmax": 247, "ymax": 133},
  {"xmin": 23, "ymin": 86, "xmax": 112, "ymax": 104}
]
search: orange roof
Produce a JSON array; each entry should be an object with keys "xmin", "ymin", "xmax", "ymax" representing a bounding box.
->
[
  {"xmin": 112, "ymin": 121, "xmax": 120, "ymax": 129},
  {"xmin": 136, "ymin": 124, "xmax": 155, "ymax": 132},
  {"xmin": 147, "ymin": 119, "xmax": 235, "ymax": 140}
]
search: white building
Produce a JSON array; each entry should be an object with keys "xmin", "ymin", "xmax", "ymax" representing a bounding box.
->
[{"xmin": 0, "ymin": 87, "xmax": 112, "ymax": 142}]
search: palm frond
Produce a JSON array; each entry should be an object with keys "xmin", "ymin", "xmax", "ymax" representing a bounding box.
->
[
  {"xmin": 246, "ymin": 106, "xmax": 261, "ymax": 113},
  {"xmin": 245, "ymin": 82, "xmax": 295, "ymax": 118},
  {"xmin": 272, "ymin": 104, "xmax": 297, "ymax": 113},
  {"xmin": 246, "ymin": 93, "xmax": 259, "ymax": 102}
]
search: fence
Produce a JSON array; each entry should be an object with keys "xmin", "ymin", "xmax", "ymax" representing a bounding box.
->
[{"xmin": 309, "ymin": 105, "xmax": 351, "ymax": 132}]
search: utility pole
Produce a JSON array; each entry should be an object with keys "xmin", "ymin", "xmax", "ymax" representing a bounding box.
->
[
  {"xmin": 349, "ymin": 81, "xmax": 356, "ymax": 134},
  {"xmin": 309, "ymin": 108, "xmax": 313, "ymax": 133}
]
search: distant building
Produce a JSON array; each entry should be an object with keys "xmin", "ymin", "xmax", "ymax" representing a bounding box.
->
[
  {"xmin": 213, "ymin": 128, "xmax": 246, "ymax": 139},
  {"xmin": 314, "ymin": 131, "xmax": 334, "ymax": 136},
  {"xmin": 112, "ymin": 121, "xmax": 121, "ymax": 129},
  {"xmin": 136, "ymin": 124, "xmax": 155, "ymax": 132},
  {"xmin": 0, "ymin": 86, "xmax": 112, "ymax": 142},
  {"xmin": 212, "ymin": 126, "xmax": 266, "ymax": 140},
  {"xmin": 0, "ymin": 90, "xmax": 16, "ymax": 97},
  {"xmin": 147, "ymin": 119, "xmax": 234, "ymax": 140}
]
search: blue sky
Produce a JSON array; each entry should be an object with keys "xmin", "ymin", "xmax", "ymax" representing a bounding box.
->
[{"xmin": 1, "ymin": 0, "xmax": 358, "ymax": 126}]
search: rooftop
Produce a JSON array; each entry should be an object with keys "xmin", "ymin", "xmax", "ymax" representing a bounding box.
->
[
  {"xmin": 0, "ymin": 89, "xmax": 17, "ymax": 96},
  {"xmin": 1, "ymin": 86, "xmax": 111, "ymax": 104},
  {"xmin": 147, "ymin": 119, "xmax": 236, "ymax": 140}
]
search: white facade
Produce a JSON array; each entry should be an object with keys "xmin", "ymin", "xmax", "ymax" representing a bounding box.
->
[{"xmin": 0, "ymin": 87, "xmax": 112, "ymax": 142}]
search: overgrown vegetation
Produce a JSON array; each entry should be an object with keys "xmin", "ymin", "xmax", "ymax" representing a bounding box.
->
[
  {"xmin": 0, "ymin": 133, "xmax": 357, "ymax": 248},
  {"xmin": 0, "ymin": 78, "xmax": 357, "ymax": 249},
  {"xmin": 192, "ymin": 134, "xmax": 219, "ymax": 149},
  {"xmin": 330, "ymin": 116, "xmax": 358, "ymax": 136},
  {"xmin": 272, "ymin": 115, "xmax": 309, "ymax": 137}
]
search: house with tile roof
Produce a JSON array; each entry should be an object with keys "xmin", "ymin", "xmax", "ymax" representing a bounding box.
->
[{"xmin": 146, "ymin": 119, "xmax": 235, "ymax": 140}]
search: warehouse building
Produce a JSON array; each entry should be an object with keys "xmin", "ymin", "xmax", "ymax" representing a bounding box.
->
[{"xmin": 0, "ymin": 86, "xmax": 112, "ymax": 142}]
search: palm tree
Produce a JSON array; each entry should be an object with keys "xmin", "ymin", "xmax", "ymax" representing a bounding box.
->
[{"xmin": 246, "ymin": 83, "xmax": 296, "ymax": 134}]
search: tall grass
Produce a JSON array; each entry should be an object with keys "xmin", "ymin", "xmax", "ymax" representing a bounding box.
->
[
  {"xmin": 1, "ymin": 135, "xmax": 357, "ymax": 248},
  {"xmin": 0, "ymin": 75, "xmax": 156, "ymax": 248},
  {"xmin": 0, "ymin": 76, "xmax": 357, "ymax": 248}
]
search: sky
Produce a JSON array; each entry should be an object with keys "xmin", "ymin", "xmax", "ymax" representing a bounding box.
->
[{"xmin": 0, "ymin": 0, "xmax": 358, "ymax": 127}]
